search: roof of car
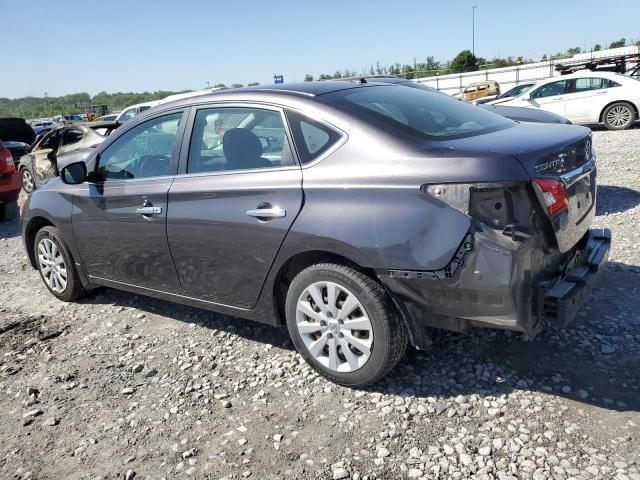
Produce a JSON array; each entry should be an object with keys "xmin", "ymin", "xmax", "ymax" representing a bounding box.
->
[
  {"xmin": 239, "ymin": 81, "xmax": 383, "ymax": 96},
  {"xmin": 150, "ymin": 80, "xmax": 397, "ymax": 112}
]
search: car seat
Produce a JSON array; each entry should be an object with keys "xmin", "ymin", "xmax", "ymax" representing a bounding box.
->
[{"xmin": 222, "ymin": 128, "xmax": 271, "ymax": 170}]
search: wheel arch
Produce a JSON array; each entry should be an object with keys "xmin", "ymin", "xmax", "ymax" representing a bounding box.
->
[
  {"xmin": 599, "ymin": 100, "xmax": 639, "ymax": 123},
  {"xmin": 271, "ymin": 250, "xmax": 376, "ymax": 326},
  {"xmin": 24, "ymin": 216, "xmax": 55, "ymax": 268}
]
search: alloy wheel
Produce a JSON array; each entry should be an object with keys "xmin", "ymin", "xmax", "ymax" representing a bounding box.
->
[
  {"xmin": 37, "ymin": 238, "xmax": 67, "ymax": 293},
  {"xmin": 22, "ymin": 169, "xmax": 35, "ymax": 192},
  {"xmin": 295, "ymin": 281, "xmax": 373, "ymax": 373},
  {"xmin": 606, "ymin": 105, "xmax": 632, "ymax": 128}
]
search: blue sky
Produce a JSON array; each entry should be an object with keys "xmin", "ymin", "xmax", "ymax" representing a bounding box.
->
[{"xmin": 1, "ymin": 0, "xmax": 639, "ymax": 98}]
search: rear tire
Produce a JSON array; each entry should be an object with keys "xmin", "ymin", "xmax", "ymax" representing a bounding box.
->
[
  {"xmin": 285, "ymin": 263, "xmax": 407, "ymax": 386},
  {"xmin": 602, "ymin": 102, "xmax": 636, "ymax": 130},
  {"xmin": 0, "ymin": 201, "xmax": 18, "ymax": 222},
  {"xmin": 21, "ymin": 168, "xmax": 36, "ymax": 193},
  {"xmin": 34, "ymin": 226, "xmax": 86, "ymax": 301}
]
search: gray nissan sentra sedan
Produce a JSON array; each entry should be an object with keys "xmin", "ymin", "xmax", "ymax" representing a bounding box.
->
[{"xmin": 21, "ymin": 81, "xmax": 611, "ymax": 386}]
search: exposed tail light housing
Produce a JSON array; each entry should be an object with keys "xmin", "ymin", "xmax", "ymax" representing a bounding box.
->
[
  {"xmin": 532, "ymin": 179, "xmax": 568, "ymax": 216},
  {"xmin": 0, "ymin": 146, "xmax": 15, "ymax": 176}
]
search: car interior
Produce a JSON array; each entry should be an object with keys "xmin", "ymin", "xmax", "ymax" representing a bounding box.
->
[{"xmin": 188, "ymin": 109, "xmax": 291, "ymax": 174}]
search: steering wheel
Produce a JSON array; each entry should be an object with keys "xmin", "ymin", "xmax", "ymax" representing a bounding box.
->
[{"xmin": 137, "ymin": 155, "xmax": 171, "ymax": 177}]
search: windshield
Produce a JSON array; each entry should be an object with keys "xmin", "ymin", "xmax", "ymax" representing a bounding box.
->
[{"xmin": 323, "ymin": 85, "xmax": 513, "ymax": 140}]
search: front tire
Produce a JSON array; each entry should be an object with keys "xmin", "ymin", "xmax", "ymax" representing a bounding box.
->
[
  {"xmin": 602, "ymin": 102, "xmax": 636, "ymax": 130},
  {"xmin": 34, "ymin": 226, "xmax": 86, "ymax": 301},
  {"xmin": 285, "ymin": 263, "xmax": 407, "ymax": 386},
  {"xmin": 21, "ymin": 168, "xmax": 36, "ymax": 193}
]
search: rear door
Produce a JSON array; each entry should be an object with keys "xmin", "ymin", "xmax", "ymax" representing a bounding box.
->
[
  {"xmin": 71, "ymin": 110, "xmax": 186, "ymax": 291},
  {"xmin": 167, "ymin": 104, "xmax": 303, "ymax": 308},
  {"xmin": 563, "ymin": 77, "xmax": 614, "ymax": 124},
  {"xmin": 528, "ymin": 79, "xmax": 571, "ymax": 117}
]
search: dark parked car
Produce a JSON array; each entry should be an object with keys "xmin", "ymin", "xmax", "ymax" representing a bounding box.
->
[
  {"xmin": 19, "ymin": 121, "xmax": 119, "ymax": 193},
  {"xmin": 21, "ymin": 82, "xmax": 609, "ymax": 386},
  {"xmin": 0, "ymin": 117, "xmax": 36, "ymax": 166},
  {"xmin": 364, "ymin": 77, "xmax": 570, "ymax": 124}
]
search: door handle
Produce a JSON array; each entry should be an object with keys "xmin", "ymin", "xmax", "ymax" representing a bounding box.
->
[
  {"xmin": 246, "ymin": 207, "xmax": 286, "ymax": 219},
  {"xmin": 136, "ymin": 206, "xmax": 162, "ymax": 215}
]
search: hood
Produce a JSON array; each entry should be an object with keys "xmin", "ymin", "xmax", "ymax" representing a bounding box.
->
[{"xmin": 0, "ymin": 118, "xmax": 36, "ymax": 144}]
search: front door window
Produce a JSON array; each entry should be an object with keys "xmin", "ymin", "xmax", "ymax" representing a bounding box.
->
[{"xmin": 97, "ymin": 112, "xmax": 183, "ymax": 180}]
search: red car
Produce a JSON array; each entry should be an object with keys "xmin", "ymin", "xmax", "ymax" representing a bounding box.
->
[{"xmin": 0, "ymin": 140, "xmax": 21, "ymax": 221}]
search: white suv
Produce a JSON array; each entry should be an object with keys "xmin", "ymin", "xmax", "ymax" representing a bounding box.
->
[
  {"xmin": 500, "ymin": 72, "xmax": 640, "ymax": 130},
  {"xmin": 115, "ymin": 101, "xmax": 161, "ymax": 123}
]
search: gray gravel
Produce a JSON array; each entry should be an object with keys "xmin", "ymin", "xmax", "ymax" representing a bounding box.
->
[{"xmin": 1, "ymin": 127, "xmax": 639, "ymax": 479}]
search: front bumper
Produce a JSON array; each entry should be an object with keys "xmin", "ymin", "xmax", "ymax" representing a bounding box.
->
[{"xmin": 539, "ymin": 228, "xmax": 611, "ymax": 327}]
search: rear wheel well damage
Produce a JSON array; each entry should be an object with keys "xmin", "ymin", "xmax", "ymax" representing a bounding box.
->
[
  {"xmin": 24, "ymin": 217, "xmax": 54, "ymax": 268},
  {"xmin": 272, "ymin": 251, "xmax": 372, "ymax": 325},
  {"xmin": 271, "ymin": 250, "xmax": 424, "ymax": 349}
]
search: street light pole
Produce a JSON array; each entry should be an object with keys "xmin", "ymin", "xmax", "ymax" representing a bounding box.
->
[{"xmin": 472, "ymin": 5, "xmax": 478, "ymax": 57}]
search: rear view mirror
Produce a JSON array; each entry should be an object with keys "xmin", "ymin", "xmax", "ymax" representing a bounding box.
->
[{"xmin": 60, "ymin": 161, "xmax": 87, "ymax": 185}]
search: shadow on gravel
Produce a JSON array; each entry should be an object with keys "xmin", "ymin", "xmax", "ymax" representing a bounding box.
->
[
  {"xmin": 78, "ymin": 262, "xmax": 639, "ymax": 414},
  {"xmin": 588, "ymin": 122, "xmax": 640, "ymax": 132},
  {"xmin": 597, "ymin": 185, "xmax": 640, "ymax": 215},
  {"xmin": 0, "ymin": 216, "xmax": 20, "ymax": 239}
]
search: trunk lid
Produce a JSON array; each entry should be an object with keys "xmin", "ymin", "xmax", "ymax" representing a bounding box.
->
[{"xmin": 438, "ymin": 123, "xmax": 596, "ymax": 252}]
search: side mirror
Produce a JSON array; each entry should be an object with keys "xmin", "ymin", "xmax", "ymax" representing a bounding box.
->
[{"xmin": 60, "ymin": 161, "xmax": 87, "ymax": 185}]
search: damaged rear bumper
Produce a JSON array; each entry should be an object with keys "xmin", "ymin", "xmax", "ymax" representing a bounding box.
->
[
  {"xmin": 539, "ymin": 228, "xmax": 611, "ymax": 327},
  {"xmin": 379, "ymin": 228, "xmax": 611, "ymax": 349}
]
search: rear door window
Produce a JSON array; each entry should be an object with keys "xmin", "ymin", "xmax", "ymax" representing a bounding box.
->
[
  {"xmin": 186, "ymin": 107, "xmax": 296, "ymax": 174},
  {"xmin": 573, "ymin": 78, "xmax": 608, "ymax": 92},
  {"xmin": 285, "ymin": 111, "xmax": 342, "ymax": 164}
]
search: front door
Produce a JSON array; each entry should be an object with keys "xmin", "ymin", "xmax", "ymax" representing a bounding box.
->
[
  {"xmin": 56, "ymin": 126, "xmax": 87, "ymax": 169},
  {"xmin": 32, "ymin": 129, "xmax": 62, "ymax": 187},
  {"xmin": 528, "ymin": 79, "xmax": 571, "ymax": 117},
  {"xmin": 71, "ymin": 111, "xmax": 186, "ymax": 292},
  {"xmin": 167, "ymin": 105, "xmax": 303, "ymax": 308}
]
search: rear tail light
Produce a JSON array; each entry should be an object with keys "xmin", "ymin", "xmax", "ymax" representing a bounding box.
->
[
  {"xmin": 532, "ymin": 179, "xmax": 568, "ymax": 216},
  {"xmin": 0, "ymin": 147, "xmax": 15, "ymax": 175}
]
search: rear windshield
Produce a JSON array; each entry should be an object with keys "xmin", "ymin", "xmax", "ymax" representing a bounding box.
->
[{"xmin": 322, "ymin": 85, "xmax": 513, "ymax": 140}]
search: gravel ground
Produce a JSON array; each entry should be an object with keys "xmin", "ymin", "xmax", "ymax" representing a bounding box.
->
[{"xmin": 1, "ymin": 128, "xmax": 639, "ymax": 480}]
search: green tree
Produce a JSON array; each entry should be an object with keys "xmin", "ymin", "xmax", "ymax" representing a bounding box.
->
[
  {"xmin": 609, "ymin": 38, "xmax": 626, "ymax": 48},
  {"xmin": 566, "ymin": 47, "xmax": 581, "ymax": 55},
  {"xmin": 318, "ymin": 74, "xmax": 333, "ymax": 80},
  {"xmin": 303, "ymin": 74, "xmax": 314, "ymax": 82},
  {"xmin": 230, "ymin": 83, "xmax": 244, "ymax": 88},
  {"xmin": 593, "ymin": 44, "xmax": 602, "ymax": 51},
  {"xmin": 214, "ymin": 83, "xmax": 226, "ymax": 88},
  {"xmin": 541, "ymin": 54, "xmax": 548, "ymax": 61},
  {"xmin": 449, "ymin": 50, "xmax": 479, "ymax": 73},
  {"xmin": 247, "ymin": 82, "xmax": 260, "ymax": 86}
]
